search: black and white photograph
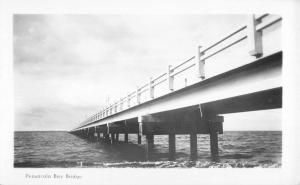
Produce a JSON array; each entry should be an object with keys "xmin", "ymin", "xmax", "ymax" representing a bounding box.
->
[
  {"xmin": 13, "ymin": 14, "xmax": 282, "ymax": 168},
  {"xmin": 1, "ymin": 0, "xmax": 300, "ymax": 185}
]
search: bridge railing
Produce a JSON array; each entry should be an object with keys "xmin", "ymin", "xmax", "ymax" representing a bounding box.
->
[{"xmin": 74, "ymin": 14, "xmax": 281, "ymax": 130}]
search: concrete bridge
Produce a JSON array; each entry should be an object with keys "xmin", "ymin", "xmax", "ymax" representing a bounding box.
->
[{"xmin": 69, "ymin": 14, "xmax": 282, "ymax": 162}]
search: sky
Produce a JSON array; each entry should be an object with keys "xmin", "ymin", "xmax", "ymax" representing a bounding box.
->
[{"xmin": 13, "ymin": 14, "xmax": 281, "ymax": 131}]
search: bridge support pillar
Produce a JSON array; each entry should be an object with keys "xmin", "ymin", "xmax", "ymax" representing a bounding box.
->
[
  {"xmin": 138, "ymin": 119, "xmax": 143, "ymax": 145},
  {"xmin": 210, "ymin": 129, "xmax": 219, "ymax": 162},
  {"xmin": 116, "ymin": 134, "xmax": 119, "ymax": 142},
  {"xmin": 205, "ymin": 115, "xmax": 223, "ymax": 162},
  {"xmin": 104, "ymin": 134, "xmax": 110, "ymax": 144},
  {"xmin": 137, "ymin": 134, "xmax": 142, "ymax": 144},
  {"xmin": 208, "ymin": 118, "xmax": 222, "ymax": 162},
  {"xmin": 169, "ymin": 134, "xmax": 176, "ymax": 160},
  {"xmin": 124, "ymin": 133, "xmax": 128, "ymax": 143},
  {"xmin": 88, "ymin": 131, "xmax": 93, "ymax": 140},
  {"xmin": 146, "ymin": 134, "xmax": 154, "ymax": 160},
  {"xmin": 190, "ymin": 134, "xmax": 197, "ymax": 160},
  {"xmin": 85, "ymin": 129, "xmax": 89, "ymax": 139},
  {"xmin": 97, "ymin": 131, "xmax": 100, "ymax": 141},
  {"xmin": 111, "ymin": 133, "xmax": 115, "ymax": 144},
  {"xmin": 92, "ymin": 131, "xmax": 96, "ymax": 141}
]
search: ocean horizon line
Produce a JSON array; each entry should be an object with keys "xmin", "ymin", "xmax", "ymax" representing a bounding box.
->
[{"xmin": 14, "ymin": 130, "xmax": 282, "ymax": 132}]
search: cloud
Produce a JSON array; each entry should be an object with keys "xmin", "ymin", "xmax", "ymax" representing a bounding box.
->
[
  {"xmin": 13, "ymin": 14, "xmax": 280, "ymax": 131},
  {"xmin": 15, "ymin": 104, "xmax": 98, "ymax": 131}
]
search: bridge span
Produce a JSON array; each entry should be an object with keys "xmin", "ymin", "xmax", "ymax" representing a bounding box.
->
[{"xmin": 70, "ymin": 14, "xmax": 282, "ymax": 162}]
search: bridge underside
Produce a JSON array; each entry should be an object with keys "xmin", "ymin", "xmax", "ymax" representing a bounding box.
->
[
  {"xmin": 71, "ymin": 51, "xmax": 282, "ymax": 161},
  {"xmin": 73, "ymin": 51, "xmax": 282, "ymax": 132},
  {"xmin": 73, "ymin": 86, "xmax": 281, "ymax": 135}
]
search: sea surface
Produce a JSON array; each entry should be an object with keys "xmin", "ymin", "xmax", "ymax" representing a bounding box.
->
[{"xmin": 14, "ymin": 131, "xmax": 281, "ymax": 168}]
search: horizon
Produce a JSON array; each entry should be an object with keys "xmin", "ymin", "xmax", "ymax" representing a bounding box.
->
[{"xmin": 14, "ymin": 130, "xmax": 282, "ymax": 132}]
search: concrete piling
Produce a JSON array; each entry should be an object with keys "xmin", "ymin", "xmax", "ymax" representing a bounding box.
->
[
  {"xmin": 111, "ymin": 133, "xmax": 115, "ymax": 144},
  {"xmin": 210, "ymin": 130, "xmax": 219, "ymax": 162},
  {"xmin": 190, "ymin": 134, "xmax": 197, "ymax": 160},
  {"xmin": 116, "ymin": 134, "xmax": 119, "ymax": 142},
  {"xmin": 97, "ymin": 131, "xmax": 100, "ymax": 141},
  {"xmin": 209, "ymin": 121, "xmax": 220, "ymax": 162},
  {"xmin": 169, "ymin": 134, "xmax": 176, "ymax": 160},
  {"xmin": 124, "ymin": 133, "xmax": 128, "ymax": 143},
  {"xmin": 72, "ymin": 114, "xmax": 224, "ymax": 163},
  {"xmin": 146, "ymin": 134, "xmax": 154, "ymax": 160},
  {"xmin": 138, "ymin": 134, "xmax": 142, "ymax": 144},
  {"xmin": 104, "ymin": 134, "xmax": 110, "ymax": 144}
]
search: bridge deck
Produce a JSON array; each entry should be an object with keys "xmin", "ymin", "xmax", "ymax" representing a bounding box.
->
[
  {"xmin": 70, "ymin": 15, "xmax": 282, "ymax": 161},
  {"xmin": 72, "ymin": 51, "xmax": 281, "ymax": 131}
]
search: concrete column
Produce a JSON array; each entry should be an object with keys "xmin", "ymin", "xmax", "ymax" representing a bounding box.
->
[
  {"xmin": 138, "ymin": 120, "xmax": 142, "ymax": 145},
  {"xmin": 206, "ymin": 115, "xmax": 223, "ymax": 162},
  {"xmin": 116, "ymin": 133, "xmax": 119, "ymax": 142},
  {"xmin": 88, "ymin": 132, "xmax": 91, "ymax": 140},
  {"xmin": 91, "ymin": 130, "xmax": 94, "ymax": 140},
  {"xmin": 94, "ymin": 131, "xmax": 97, "ymax": 141},
  {"xmin": 97, "ymin": 131, "xmax": 100, "ymax": 141},
  {"xmin": 111, "ymin": 133, "xmax": 115, "ymax": 144},
  {"xmin": 209, "ymin": 124, "xmax": 219, "ymax": 162},
  {"xmin": 92, "ymin": 131, "xmax": 96, "ymax": 141},
  {"xmin": 124, "ymin": 133, "xmax": 128, "ymax": 143},
  {"xmin": 90, "ymin": 132, "xmax": 93, "ymax": 140},
  {"xmin": 137, "ymin": 134, "xmax": 142, "ymax": 144},
  {"xmin": 106, "ymin": 124, "xmax": 110, "ymax": 143},
  {"xmin": 104, "ymin": 134, "xmax": 110, "ymax": 144},
  {"xmin": 146, "ymin": 134, "xmax": 154, "ymax": 160},
  {"xmin": 169, "ymin": 134, "xmax": 176, "ymax": 160},
  {"xmin": 88, "ymin": 129, "xmax": 92, "ymax": 140},
  {"xmin": 210, "ymin": 132, "xmax": 219, "ymax": 162},
  {"xmin": 190, "ymin": 134, "xmax": 197, "ymax": 160}
]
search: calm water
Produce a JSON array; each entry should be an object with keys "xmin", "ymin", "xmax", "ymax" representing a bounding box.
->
[{"xmin": 14, "ymin": 131, "xmax": 281, "ymax": 168}]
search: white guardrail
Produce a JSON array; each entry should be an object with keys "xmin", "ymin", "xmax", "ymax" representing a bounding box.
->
[{"xmin": 73, "ymin": 14, "xmax": 281, "ymax": 130}]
